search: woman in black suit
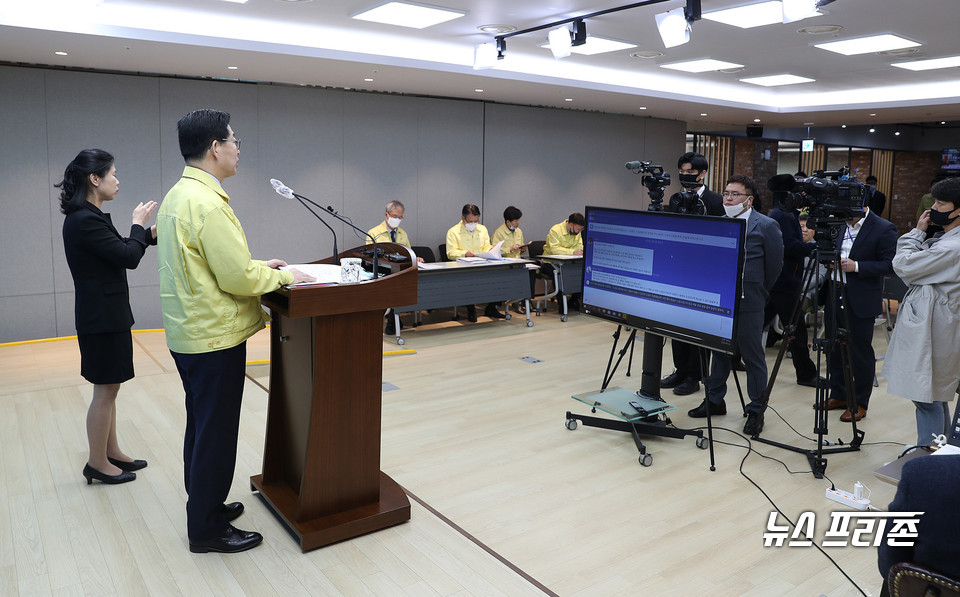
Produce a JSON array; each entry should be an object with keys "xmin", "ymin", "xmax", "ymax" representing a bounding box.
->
[{"xmin": 57, "ymin": 149, "xmax": 157, "ymax": 485}]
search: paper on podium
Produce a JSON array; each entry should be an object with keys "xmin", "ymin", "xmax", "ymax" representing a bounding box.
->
[{"xmin": 281, "ymin": 263, "xmax": 341, "ymax": 286}]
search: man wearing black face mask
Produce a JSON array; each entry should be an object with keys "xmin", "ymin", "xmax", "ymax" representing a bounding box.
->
[
  {"xmin": 865, "ymin": 175, "xmax": 887, "ymax": 217},
  {"xmin": 660, "ymin": 153, "xmax": 725, "ymax": 396}
]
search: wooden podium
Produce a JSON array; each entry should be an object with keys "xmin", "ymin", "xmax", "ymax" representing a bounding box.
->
[{"xmin": 252, "ymin": 243, "xmax": 417, "ymax": 551}]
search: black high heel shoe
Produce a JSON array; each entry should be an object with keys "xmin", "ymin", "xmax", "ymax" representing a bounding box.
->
[
  {"xmin": 108, "ymin": 457, "xmax": 148, "ymax": 472},
  {"xmin": 83, "ymin": 463, "xmax": 136, "ymax": 485}
]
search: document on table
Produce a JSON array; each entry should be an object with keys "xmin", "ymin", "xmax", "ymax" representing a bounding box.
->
[{"xmin": 457, "ymin": 240, "xmax": 504, "ymax": 263}]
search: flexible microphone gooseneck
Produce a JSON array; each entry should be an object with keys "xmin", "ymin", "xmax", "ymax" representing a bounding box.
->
[{"xmin": 270, "ymin": 179, "xmax": 379, "ymax": 278}]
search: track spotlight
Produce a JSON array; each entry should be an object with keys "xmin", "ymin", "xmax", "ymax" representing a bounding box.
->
[
  {"xmin": 656, "ymin": 0, "xmax": 700, "ymax": 49},
  {"xmin": 473, "ymin": 42, "xmax": 498, "ymax": 70},
  {"xmin": 547, "ymin": 25, "xmax": 573, "ymax": 59}
]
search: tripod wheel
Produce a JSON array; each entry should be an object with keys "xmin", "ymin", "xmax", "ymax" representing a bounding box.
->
[
  {"xmin": 696, "ymin": 437, "xmax": 708, "ymax": 450},
  {"xmin": 639, "ymin": 454, "xmax": 653, "ymax": 467}
]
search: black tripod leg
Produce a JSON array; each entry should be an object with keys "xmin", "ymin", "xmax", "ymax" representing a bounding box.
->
[
  {"xmin": 731, "ymin": 359, "xmax": 748, "ymax": 417},
  {"xmin": 699, "ymin": 348, "xmax": 716, "ymax": 471}
]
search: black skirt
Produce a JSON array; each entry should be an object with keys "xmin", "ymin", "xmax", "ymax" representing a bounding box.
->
[{"xmin": 77, "ymin": 331, "xmax": 135, "ymax": 384}]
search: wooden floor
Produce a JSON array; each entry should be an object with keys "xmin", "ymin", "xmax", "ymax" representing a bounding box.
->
[{"xmin": 0, "ymin": 306, "xmax": 914, "ymax": 596}]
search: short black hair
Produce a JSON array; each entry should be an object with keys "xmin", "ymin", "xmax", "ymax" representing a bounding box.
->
[
  {"xmin": 798, "ymin": 212, "xmax": 810, "ymax": 222},
  {"xmin": 55, "ymin": 148, "xmax": 114, "ymax": 215},
  {"xmin": 462, "ymin": 203, "xmax": 480, "ymax": 217},
  {"xmin": 932, "ymin": 178, "xmax": 960, "ymax": 209},
  {"xmin": 568, "ymin": 212, "xmax": 586, "ymax": 227},
  {"xmin": 503, "ymin": 206, "xmax": 522, "ymax": 221},
  {"xmin": 865, "ymin": 175, "xmax": 878, "ymax": 184},
  {"xmin": 177, "ymin": 109, "xmax": 231, "ymax": 162},
  {"xmin": 678, "ymin": 152, "xmax": 708, "ymax": 172},
  {"xmin": 726, "ymin": 174, "xmax": 758, "ymax": 200}
]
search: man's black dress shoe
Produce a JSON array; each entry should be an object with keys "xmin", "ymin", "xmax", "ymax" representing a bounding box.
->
[
  {"xmin": 743, "ymin": 412, "xmax": 765, "ymax": 436},
  {"xmin": 660, "ymin": 371, "xmax": 683, "ymax": 389},
  {"xmin": 189, "ymin": 525, "xmax": 263, "ymax": 554},
  {"xmin": 673, "ymin": 378, "xmax": 700, "ymax": 396},
  {"xmin": 484, "ymin": 305, "xmax": 505, "ymax": 319},
  {"xmin": 466, "ymin": 306, "xmax": 478, "ymax": 323},
  {"xmin": 796, "ymin": 375, "xmax": 825, "ymax": 388},
  {"xmin": 108, "ymin": 457, "xmax": 148, "ymax": 472},
  {"xmin": 222, "ymin": 502, "xmax": 244, "ymax": 522},
  {"xmin": 687, "ymin": 400, "xmax": 726, "ymax": 418},
  {"xmin": 83, "ymin": 464, "xmax": 136, "ymax": 485}
]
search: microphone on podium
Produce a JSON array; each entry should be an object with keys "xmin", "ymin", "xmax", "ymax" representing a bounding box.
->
[{"xmin": 270, "ymin": 178, "xmax": 338, "ymax": 266}]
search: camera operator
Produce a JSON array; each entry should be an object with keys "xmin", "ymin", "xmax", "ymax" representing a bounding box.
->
[
  {"xmin": 819, "ymin": 198, "xmax": 897, "ymax": 423},
  {"xmin": 660, "ymin": 152, "xmax": 725, "ymax": 396},
  {"xmin": 765, "ymin": 178, "xmax": 820, "ymax": 387},
  {"xmin": 688, "ymin": 175, "xmax": 783, "ymax": 436}
]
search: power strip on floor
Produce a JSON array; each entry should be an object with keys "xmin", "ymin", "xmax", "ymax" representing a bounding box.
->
[{"xmin": 825, "ymin": 487, "xmax": 871, "ymax": 511}]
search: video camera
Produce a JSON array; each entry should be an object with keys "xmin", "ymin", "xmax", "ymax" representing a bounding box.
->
[
  {"xmin": 626, "ymin": 161, "xmax": 670, "ymax": 211},
  {"xmin": 768, "ymin": 167, "xmax": 867, "ymax": 252}
]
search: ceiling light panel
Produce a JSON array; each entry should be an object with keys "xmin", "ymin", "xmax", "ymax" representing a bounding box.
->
[
  {"xmin": 891, "ymin": 55, "xmax": 960, "ymax": 71},
  {"xmin": 703, "ymin": 1, "xmax": 789, "ymax": 29},
  {"xmin": 351, "ymin": 1, "xmax": 466, "ymax": 29},
  {"xmin": 570, "ymin": 36, "xmax": 637, "ymax": 55},
  {"xmin": 660, "ymin": 59, "xmax": 745, "ymax": 73},
  {"xmin": 740, "ymin": 74, "xmax": 815, "ymax": 86},
  {"xmin": 814, "ymin": 34, "xmax": 920, "ymax": 56}
]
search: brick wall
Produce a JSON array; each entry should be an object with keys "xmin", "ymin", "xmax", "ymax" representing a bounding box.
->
[
  {"xmin": 731, "ymin": 139, "xmax": 778, "ymax": 212},
  {"xmin": 890, "ymin": 151, "xmax": 941, "ymax": 232}
]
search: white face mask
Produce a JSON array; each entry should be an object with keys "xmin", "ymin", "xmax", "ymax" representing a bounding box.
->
[
  {"xmin": 724, "ymin": 199, "xmax": 750, "ymax": 218},
  {"xmin": 464, "ymin": 221, "xmax": 477, "ymax": 232},
  {"xmin": 386, "ymin": 217, "xmax": 402, "ymax": 229}
]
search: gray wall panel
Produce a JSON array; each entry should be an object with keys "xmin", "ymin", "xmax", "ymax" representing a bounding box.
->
[
  {"xmin": 0, "ymin": 66, "xmax": 52, "ymax": 299},
  {"xmin": 0, "ymin": 295, "xmax": 58, "ymax": 343},
  {"xmin": 0, "ymin": 65, "xmax": 686, "ymax": 342},
  {"xmin": 416, "ymin": 98, "xmax": 484, "ymax": 252},
  {"xmin": 257, "ymin": 85, "xmax": 345, "ymax": 264}
]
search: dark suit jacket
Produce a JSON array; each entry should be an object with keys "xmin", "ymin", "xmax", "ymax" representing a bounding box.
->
[
  {"xmin": 740, "ymin": 210, "xmax": 784, "ymax": 312},
  {"xmin": 768, "ymin": 208, "xmax": 813, "ymax": 293},
  {"xmin": 868, "ymin": 189, "xmax": 887, "ymax": 216},
  {"xmin": 835, "ymin": 210, "xmax": 897, "ymax": 319},
  {"xmin": 668, "ymin": 187, "xmax": 724, "ymax": 216},
  {"xmin": 62, "ymin": 202, "xmax": 155, "ymax": 334},
  {"xmin": 878, "ymin": 454, "xmax": 960, "ymax": 582}
]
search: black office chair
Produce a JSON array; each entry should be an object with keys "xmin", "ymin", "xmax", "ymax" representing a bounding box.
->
[
  {"xmin": 411, "ymin": 245, "xmax": 436, "ymax": 263},
  {"xmin": 882, "ymin": 561, "xmax": 960, "ymax": 597},
  {"xmin": 438, "ymin": 243, "xmax": 450, "ymax": 262},
  {"xmin": 882, "ymin": 273, "xmax": 909, "ymax": 342},
  {"xmin": 527, "ymin": 240, "xmax": 558, "ymax": 315}
]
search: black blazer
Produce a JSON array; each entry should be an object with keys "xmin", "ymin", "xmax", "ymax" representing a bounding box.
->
[
  {"xmin": 834, "ymin": 211, "xmax": 897, "ymax": 319},
  {"xmin": 878, "ymin": 454, "xmax": 960, "ymax": 581},
  {"xmin": 62, "ymin": 202, "xmax": 155, "ymax": 334},
  {"xmin": 769, "ymin": 208, "xmax": 814, "ymax": 293},
  {"xmin": 868, "ymin": 189, "xmax": 887, "ymax": 216},
  {"xmin": 668, "ymin": 187, "xmax": 724, "ymax": 216}
]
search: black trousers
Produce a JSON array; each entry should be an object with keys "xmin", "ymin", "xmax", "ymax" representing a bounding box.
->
[
  {"xmin": 765, "ymin": 286, "xmax": 817, "ymax": 381},
  {"xmin": 825, "ymin": 290, "xmax": 877, "ymax": 410},
  {"xmin": 171, "ymin": 342, "xmax": 247, "ymax": 541},
  {"xmin": 671, "ymin": 340, "xmax": 702, "ymax": 381}
]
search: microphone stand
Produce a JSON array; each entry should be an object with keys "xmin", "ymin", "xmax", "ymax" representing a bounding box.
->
[
  {"xmin": 289, "ymin": 191, "xmax": 379, "ymax": 279},
  {"xmin": 293, "ymin": 196, "xmax": 338, "ymax": 266}
]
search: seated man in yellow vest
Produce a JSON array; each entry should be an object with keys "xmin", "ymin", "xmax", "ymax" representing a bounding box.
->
[
  {"xmin": 491, "ymin": 205, "xmax": 533, "ymax": 312},
  {"xmin": 445, "ymin": 203, "xmax": 503, "ymax": 322},
  {"xmin": 367, "ymin": 200, "xmax": 422, "ymax": 335},
  {"xmin": 544, "ymin": 212, "xmax": 586, "ymax": 310}
]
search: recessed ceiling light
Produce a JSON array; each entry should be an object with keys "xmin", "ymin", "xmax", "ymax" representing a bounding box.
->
[
  {"xmin": 941, "ymin": 121, "xmax": 947, "ymax": 125},
  {"xmin": 227, "ymin": 66, "xmax": 239, "ymax": 70},
  {"xmin": 841, "ymin": 124, "xmax": 847, "ymax": 128},
  {"xmin": 638, "ymin": 106, "xmax": 647, "ymax": 110},
  {"xmin": 221, "ymin": 0, "xmax": 249, "ymax": 3},
  {"xmin": 740, "ymin": 74, "xmax": 815, "ymax": 86},
  {"xmin": 477, "ymin": 24, "xmax": 516, "ymax": 34},
  {"xmin": 475, "ymin": 88, "xmax": 483, "ymax": 92},
  {"xmin": 630, "ymin": 51, "xmax": 664, "ymax": 59},
  {"xmin": 892, "ymin": 55, "xmax": 960, "ymax": 71},
  {"xmin": 869, "ymin": 128, "xmax": 876, "ymax": 133},
  {"xmin": 815, "ymin": 34, "xmax": 920, "ymax": 56},
  {"xmin": 894, "ymin": 130, "xmax": 901, "ymax": 136},
  {"xmin": 700, "ymin": 113, "xmax": 708, "ymax": 117},
  {"xmin": 877, "ymin": 47, "xmax": 920, "ymax": 57},
  {"xmin": 660, "ymin": 59, "xmax": 744, "ymax": 73},
  {"xmin": 718, "ymin": 66, "xmax": 746, "ymax": 74},
  {"xmin": 797, "ymin": 24, "xmax": 842, "ymax": 35},
  {"xmin": 564, "ymin": 98, "xmax": 573, "ymax": 102},
  {"xmin": 364, "ymin": 78, "xmax": 374, "ymax": 81},
  {"xmin": 704, "ymin": 1, "xmax": 816, "ymax": 29},
  {"xmin": 754, "ymin": 118, "xmax": 762, "ymax": 123},
  {"xmin": 54, "ymin": 51, "xmax": 68, "ymax": 56},
  {"xmin": 869, "ymin": 113, "xmax": 876, "ymax": 116},
  {"xmin": 351, "ymin": 1, "xmax": 466, "ymax": 29},
  {"xmin": 803, "ymin": 122, "xmax": 815, "ymax": 125}
]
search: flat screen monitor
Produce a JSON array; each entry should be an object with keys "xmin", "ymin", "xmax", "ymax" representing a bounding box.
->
[
  {"xmin": 581, "ymin": 206, "xmax": 745, "ymax": 354},
  {"xmin": 942, "ymin": 148, "xmax": 960, "ymax": 170}
]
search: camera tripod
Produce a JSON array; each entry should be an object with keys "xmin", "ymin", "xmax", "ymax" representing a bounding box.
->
[{"xmin": 752, "ymin": 244, "xmax": 865, "ymax": 478}]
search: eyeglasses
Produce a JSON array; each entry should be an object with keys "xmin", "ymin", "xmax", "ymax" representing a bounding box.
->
[
  {"xmin": 219, "ymin": 138, "xmax": 241, "ymax": 149},
  {"xmin": 722, "ymin": 191, "xmax": 752, "ymax": 199}
]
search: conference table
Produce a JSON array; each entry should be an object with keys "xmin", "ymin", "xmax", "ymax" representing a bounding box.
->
[
  {"xmin": 536, "ymin": 254, "xmax": 584, "ymax": 322},
  {"xmin": 389, "ymin": 259, "xmax": 535, "ymax": 344}
]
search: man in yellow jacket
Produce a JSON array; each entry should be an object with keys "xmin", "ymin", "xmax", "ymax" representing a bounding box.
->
[
  {"xmin": 490, "ymin": 205, "xmax": 527, "ymax": 258},
  {"xmin": 445, "ymin": 203, "xmax": 503, "ymax": 321},
  {"xmin": 367, "ymin": 200, "xmax": 422, "ymax": 335},
  {"xmin": 157, "ymin": 109, "xmax": 311, "ymax": 555},
  {"xmin": 544, "ymin": 213, "xmax": 586, "ymax": 310}
]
